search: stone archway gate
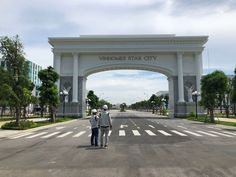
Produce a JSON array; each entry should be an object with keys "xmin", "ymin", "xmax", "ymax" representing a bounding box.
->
[{"xmin": 49, "ymin": 35, "xmax": 208, "ymax": 118}]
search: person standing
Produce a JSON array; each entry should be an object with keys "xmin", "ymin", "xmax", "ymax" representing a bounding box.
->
[
  {"xmin": 99, "ymin": 105, "xmax": 112, "ymax": 148},
  {"xmin": 90, "ymin": 109, "xmax": 99, "ymax": 147}
]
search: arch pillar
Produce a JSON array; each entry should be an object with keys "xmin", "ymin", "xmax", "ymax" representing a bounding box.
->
[
  {"xmin": 53, "ymin": 52, "xmax": 61, "ymax": 91},
  {"xmin": 78, "ymin": 76, "xmax": 87, "ymax": 118},
  {"xmin": 177, "ymin": 52, "xmax": 185, "ymax": 103},
  {"xmin": 168, "ymin": 76, "xmax": 174, "ymax": 118}
]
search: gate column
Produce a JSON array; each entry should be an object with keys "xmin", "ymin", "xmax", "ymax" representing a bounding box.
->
[
  {"xmin": 72, "ymin": 53, "xmax": 79, "ymax": 102},
  {"xmin": 78, "ymin": 76, "xmax": 87, "ymax": 118},
  {"xmin": 177, "ymin": 52, "xmax": 185, "ymax": 102}
]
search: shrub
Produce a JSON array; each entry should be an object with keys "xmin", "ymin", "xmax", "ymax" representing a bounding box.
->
[{"xmin": 1, "ymin": 120, "xmax": 37, "ymax": 130}]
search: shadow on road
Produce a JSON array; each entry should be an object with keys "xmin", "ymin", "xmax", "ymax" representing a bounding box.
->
[{"xmin": 76, "ymin": 145, "xmax": 104, "ymax": 150}]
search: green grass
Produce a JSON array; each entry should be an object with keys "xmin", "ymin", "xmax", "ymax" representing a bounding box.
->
[{"xmin": 1, "ymin": 117, "xmax": 76, "ymax": 130}]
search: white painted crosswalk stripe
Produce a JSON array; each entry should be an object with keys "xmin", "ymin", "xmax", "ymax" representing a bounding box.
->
[
  {"xmin": 208, "ymin": 131, "xmax": 234, "ymax": 137},
  {"xmin": 119, "ymin": 130, "xmax": 126, "ymax": 136},
  {"xmin": 132, "ymin": 130, "xmax": 141, "ymax": 136},
  {"xmin": 56, "ymin": 126, "xmax": 65, "ymax": 130},
  {"xmin": 148, "ymin": 125, "xmax": 155, "ymax": 129},
  {"xmin": 26, "ymin": 132, "xmax": 48, "ymax": 138},
  {"xmin": 184, "ymin": 130, "xmax": 202, "ymax": 137},
  {"xmin": 158, "ymin": 130, "xmax": 172, "ymax": 136},
  {"xmin": 88, "ymin": 133, "xmax": 91, "ymax": 137},
  {"xmin": 10, "ymin": 132, "xmax": 34, "ymax": 139},
  {"xmin": 171, "ymin": 130, "xmax": 187, "ymax": 136},
  {"xmin": 145, "ymin": 130, "xmax": 156, "ymax": 136},
  {"xmin": 177, "ymin": 125, "xmax": 188, "ymax": 129},
  {"xmin": 41, "ymin": 132, "xmax": 60, "ymax": 138},
  {"xmin": 196, "ymin": 131, "xmax": 218, "ymax": 137},
  {"xmin": 73, "ymin": 131, "xmax": 86, "ymax": 137},
  {"xmin": 222, "ymin": 131, "xmax": 236, "ymax": 136},
  {"xmin": 57, "ymin": 131, "xmax": 73, "ymax": 138}
]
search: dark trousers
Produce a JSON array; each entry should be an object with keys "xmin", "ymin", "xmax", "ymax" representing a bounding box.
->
[{"xmin": 91, "ymin": 127, "xmax": 99, "ymax": 146}]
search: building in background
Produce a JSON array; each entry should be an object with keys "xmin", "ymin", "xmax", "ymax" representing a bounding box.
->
[{"xmin": 27, "ymin": 60, "xmax": 42, "ymax": 97}]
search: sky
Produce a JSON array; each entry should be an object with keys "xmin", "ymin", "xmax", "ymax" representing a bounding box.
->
[{"xmin": 1, "ymin": 0, "xmax": 236, "ymax": 104}]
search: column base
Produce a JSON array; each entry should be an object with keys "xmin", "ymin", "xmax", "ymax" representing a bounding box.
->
[
  {"xmin": 57, "ymin": 102, "xmax": 82, "ymax": 118},
  {"xmin": 174, "ymin": 102, "xmax": 204, "ymax": 118}
]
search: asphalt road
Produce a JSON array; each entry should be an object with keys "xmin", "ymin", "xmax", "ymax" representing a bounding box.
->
[{"xmin": 0, "ymin": 110, "xmax": 236, "ymax": 177}]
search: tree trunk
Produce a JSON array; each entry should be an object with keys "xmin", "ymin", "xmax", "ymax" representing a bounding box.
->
[
  {"xmin": 209, "ymin": 109, "xmax": 214, "ymax": 123},
  {"xmin": 10, "ymin": 107, "xmax": 13, "ymax": 116},
  {"xmin": 0, "ymin": 107, "xmax": 3, "ymax": 117},
  {"xmin": 40, "ymin": 105, "xmax": 44, "ymax": 118},
  {"xmin": 225, "ymin": 105, "xmax": 229, "ymax": 118},
  {"xmin": 50, "ymin": 106, "xmax": 55, "ymax": 123},
  {"xmin": 23, "ymin": 106, "xmax": 26, "ymax": 119},
  {"xmin": 15, "ymin": 107, "xmax": 21, "ymax": 126},
  {"xmin": 234, "ymin": 104, "xmax": 236, "ymax": 116}
]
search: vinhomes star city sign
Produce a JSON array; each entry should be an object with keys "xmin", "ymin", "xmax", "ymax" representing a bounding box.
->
[{"xmin": 99, "ymin": 55, "xmax": 158, "ymax": 62}]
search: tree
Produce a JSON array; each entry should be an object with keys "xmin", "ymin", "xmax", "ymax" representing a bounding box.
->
[
  {"xmin": 98, "ymin": 99, "xmax": 112, "ymax": 109},
  {"xmin": 201, "ymin": 70, "xmax": 228, "ymax": 122},
  {"xmin": 87, "ymin": 90, "xmax": 99, "ymax": 109},
  {"xmin": 0, "ymin": 35, "xmax": 32, "ymax": 125},
  {"xmin": 232, "ymin": 68, "xmax": 236, "ymax": 116},
  {"xmin": 38, "ymin": 66, "xmax": 59, "ymax": 122}
]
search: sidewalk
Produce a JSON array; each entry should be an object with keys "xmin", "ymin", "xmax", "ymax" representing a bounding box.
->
[{"xmin": 215, "ymin": 117, "xmax": 236, "ymax": 123}]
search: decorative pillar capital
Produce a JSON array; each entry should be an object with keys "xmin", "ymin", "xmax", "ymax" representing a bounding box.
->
[{"xmin": 72, "ymin": 52, "xmax": 80, "ymax": 58}]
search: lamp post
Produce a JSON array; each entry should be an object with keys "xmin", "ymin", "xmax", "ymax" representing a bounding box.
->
[
  {"xmin": 86, "ymin": 98, "xmax": 91, "ymax": 113},
  {"xmin": 60, "ymin": 89, "xmax": 69, "ymax": 118},
  {"xmin": 161, "ymin": 98, "xmax": 166, "ymax": 115},
  {"xmin": 192, "ymin": 91, "xmax": 200, "ymax": 118}
]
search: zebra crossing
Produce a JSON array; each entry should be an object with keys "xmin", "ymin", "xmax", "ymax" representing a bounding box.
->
[{"xmin": 7, "ymin": 127, "xmax": 236, "ymax": 140}]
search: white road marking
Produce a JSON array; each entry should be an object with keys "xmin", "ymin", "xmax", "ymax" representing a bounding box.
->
[
  {"xmin": 73, "ymin": 127, "xmax": 78, "ymax": 130},
  {"xmin": 119, "ymin": 130, "xmax": 126, "ymax": 136},
  {"xmin": 86, "ymin": 126, "xmax": 91, "ymax": 129},
  {"xmin": 196, "ymin": 131, "xmax": 219, "ymax": 137},
  {"xmin": 145, "ymin": 130, "xmax": 156, "ymax": 136},
  {"xmin": 148, "ymin": 125, "xmax": 155, "ymax": 129},
  {"xmin": 10, "ymin": 132, "xmax": 34, "ymax": 139},
  {"xmin": 57, "ymin": 131, "xmax": 73, "ymax": 138},
  {"xmin": 73, "ymin": 131, "xmax": 86, "ymax": 137},
  {"xmin": 132, "ymin": 130, "xmax": 141, "ymax": 136},
  {"xmin": 171, "ymin": 130, "xmax": 187, "ymax": 136},
  {"xmin": 88, "ymin": 133, "xmax": 91, "ymax": 137},
  {"xmin": 26, "ymin": 132, "xmax": 48, "ymax": 138},
  {"xmin": 177, "ymin": 125, "xmax": 188, "ymax": 129},
  {"xmin": 207, "ymin": 126, "xmax": 221, "ymax": 130},
  {"xmin": 41, "ymin": 132, "xmax": 60, "ymax": 138},
  {"xmin": 120, "ymin": 124, "xmax": 128, "ymax": 129},
  {"xmin": 158, "ymin": 130, "xmax": 172, "ymax": 136},
  {"xmin": 108, "ymin": 130, "xmax": 112, "ymax": 136},
  {"xmin": 56, "ymin": 126, "xmax": 65, "ymax": 130},
  {"xmin": 184, "ymin": 130, "xmax": 202, "ymax": 137},
  {"xmin": 208, "ymin": 131, "xmax": 234, "ymax": 137},
  {"xmin": 222, "ymin": 131, "xmax": 236, "ymax": 136}
]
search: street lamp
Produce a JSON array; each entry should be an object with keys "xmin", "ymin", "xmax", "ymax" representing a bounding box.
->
[
  {"xmin": 192, "ymin": 91, "xmax": 200, "ymax": 118},
  {"xmin": 60, "ymin": 89, "xmax": 69, "ymax": 118},
  {"xmin": 161, "ymin": 98, "xmax": 166, "ymax": 115}
]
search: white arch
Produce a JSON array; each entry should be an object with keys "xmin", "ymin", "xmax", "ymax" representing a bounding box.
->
[{"xmin": 84, "ymin": 63, "xmax": 173, "ymax": 78}]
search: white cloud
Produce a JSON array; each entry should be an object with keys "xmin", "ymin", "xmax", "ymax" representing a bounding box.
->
[{"xmin": 87, "ymin": 70, "xmax": 168, "ymax": 104}]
